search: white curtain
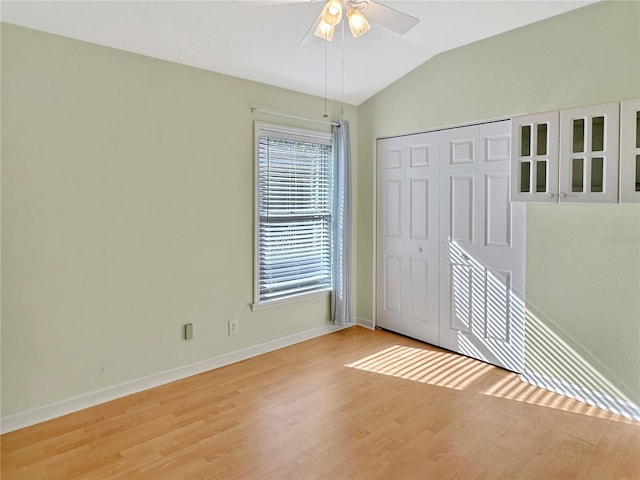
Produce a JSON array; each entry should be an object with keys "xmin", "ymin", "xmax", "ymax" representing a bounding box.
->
[{"xmin": 331, "ymin": 120, "xmax": 352, "ymax": 325}]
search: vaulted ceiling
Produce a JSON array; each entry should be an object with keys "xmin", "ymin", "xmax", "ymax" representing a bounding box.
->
[{"xmin": 1, "ymin": 1, "xmax": 597, "ymax": 105}]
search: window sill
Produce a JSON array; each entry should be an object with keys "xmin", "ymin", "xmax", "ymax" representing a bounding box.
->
[{"xmin": 251, "ymin": 288, "xmax": 331, "ymax": 311}]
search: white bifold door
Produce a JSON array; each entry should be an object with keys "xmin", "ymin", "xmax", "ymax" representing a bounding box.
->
[
  {"xmin": 376, "ymin": 132, "xmax": 440, "ymax": 345},
  {"xmin": 377, "ymin": 120, "xmax": 525, "ymax": 372}
]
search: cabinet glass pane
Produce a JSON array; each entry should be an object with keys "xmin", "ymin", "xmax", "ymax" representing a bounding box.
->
[
  {"xmin": 520, "ymin": 162, "xmax": 531, "ymax": 193},
  {"xmin": 536, "ymin": 124, "xmax": 548, "ymax": 156},
  {"xmin": 521, "ymin": 126, "xmax": 531, "ymax": 157},
  {"xmin": 573, "ymin": 119, "xmax": 585, "ymax": 153},
  {"xmin": 592, "ymin": 116, "xmax": 605, "ymax": 152},
  {"xmin": 636, "ymin": 111, "xmax": 640, "ymax": 149},
  {"xmin": 591, "ymin": 157, "xmax": 603, "ymax": 193},
  {"xmin": 636, "ymin": 155, "xmax": 640, "ymax": 192},
  {"xmin": 572, "ymin": 158, "xmax": 584, "ymax": 192},
  {"xmin": 536, "ymin": 160, "xmax": 547, "ymax": 193}
]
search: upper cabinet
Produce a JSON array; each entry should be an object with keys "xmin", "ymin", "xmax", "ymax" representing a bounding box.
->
[
  {"xmin": 559, "ymin": 103, "xmax": 619, "ymax": 203},
  {"xmin": 511, "ymin": 100, "xmax": 639, "ymax": 203},
  {"xmin": 620, "ymin": 99, "xmax": 640, "ymax": 203},
  {"xmin": 511, "ymin": 112, "xmax": 559, "ymax": 202}
]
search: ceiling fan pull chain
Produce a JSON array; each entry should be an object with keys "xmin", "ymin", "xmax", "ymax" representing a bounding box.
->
[
  {"xmin": 341, "ymin": 18, "xmax": 345, "ymax": 117},
  {"xmin": 323, "ymin": 38, "xmax": 328, "ymax": 119}
]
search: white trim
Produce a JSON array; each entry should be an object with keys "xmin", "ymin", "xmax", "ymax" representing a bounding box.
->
[
  {"xmin": 0, "ymin": 323, "xmax": 353, "ymax": 434},
  {"xmin": 251, "ymin": 288, "xmax": 330, "ymax": 311},
  {"xmin": 356, "ymin": 316, "xmax": 374, "ymax": 330},
  {"xmin": 521, "ymin": 370, "xmax": 640, "ymax": 422},
  {"xmin": 254, "ymin": 121, "xmax": 332, "ymax": 144},
  {"xmin": 250, "ymin": 106, "xmax": 339, "ymax": 127},
  {"xmin": 253, "ymin": 121, "xmax": 334, "ymax": 306},
  {"xmin": 376, "ymin": 116, "xmax": 514, "ymax": 141}
]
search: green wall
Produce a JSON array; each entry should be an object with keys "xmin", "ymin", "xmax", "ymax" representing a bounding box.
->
[
  {"xmin": 1, "ymin": 23, "xmax": 358, "ymax": 416},
  {"xmin": 357, "ymin": 1, "xmax": 640, "ymax": 404},
  {"xmin": 526, "ymin": 204, "xmax": 640, "ymax": 404}
]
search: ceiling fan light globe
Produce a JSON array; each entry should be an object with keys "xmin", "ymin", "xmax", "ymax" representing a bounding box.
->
[
  {"xmin": 314, "ymin": 19, "xmax": 335, "ymax": 41},
  {"xmin": 321, "ymin": 0, "xmax": 342, "ymax": 26},
  {"xmin": 347, "ymin": 8, "xmax": 370, "ymax": 38}
]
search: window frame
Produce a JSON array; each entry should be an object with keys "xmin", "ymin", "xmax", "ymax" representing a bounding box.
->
[{"xmin": 252, "ymin": 121, "xmax": 334, "ymax": 310}]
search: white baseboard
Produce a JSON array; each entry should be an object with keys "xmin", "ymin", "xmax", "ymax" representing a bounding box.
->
[
  {"xmin": 0, "ymin": 323, "xmax": 353, "ymax": 434},
  {"xmin": 356, "ymin": 317, "xmax": 374, "ymax": 330},
  {"xmin": 521, "ymin": 370, "xmax": 640, "ymax": 422}
]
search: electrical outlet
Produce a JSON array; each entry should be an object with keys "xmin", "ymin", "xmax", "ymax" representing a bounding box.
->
[
  {"xmin": 184, "ymin": 323, "xmax": 193, "ymax": 340},
  {"xmin": 228, "ymin": 320, "xmax": 239, "ymax": 336}
]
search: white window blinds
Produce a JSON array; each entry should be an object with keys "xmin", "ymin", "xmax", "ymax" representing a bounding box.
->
[{"xmin": 255, "ymin": 123, "xmax": 333, "ymax": 305}]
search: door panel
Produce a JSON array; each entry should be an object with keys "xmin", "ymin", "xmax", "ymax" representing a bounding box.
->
[
  {"xmin": 385, "ymin": 147, "xmax": 403, "ymax": 169},
  {"xmin": 377, "ymin": 132, "xmax": 440, "ymax": 344},
  {"xmin": 402, "ymin": 132, "xmax": 439, "ymax": 345},
  {"xmin": 409, "ymin": 257, "xmax": 429, "ymax": 321},
  {"xmin": 383, "ymin": 254, "xmax": 403, "ymax": 315},
  {"xmin": 377, "ymin": 137, "xmax": 405, "ymax": 334},
  {"xmin": 385, "ymin": 180, "xmax": 403, "ymax": 238},
  {"xmin": 410, "ymin": 144, "xmax": 431, "ymax": 167},
  {"xmin": 451, "ymin": 138, "xmax": 475, "ymax": 164},
  {"xmin": 450, "ymin": 262, "xmax": 473, "ymax": 333},
  {"xmin": 485, "ymin": 175, "xmax": 511, "ymax": 247},
  {"xmin": 450, "ymin": 176, "xmax": 474, "ymax": 243},
  {"xmin": 439, "ymin": 121, "xmax": 525, "ymax": 372},
  {"xmin": 410, "ymin": 178, "xmax": 430, "ymax": 240},
  {"xmin": 484, "ymin": 268, "xmax": 511, "ymax": 342}
]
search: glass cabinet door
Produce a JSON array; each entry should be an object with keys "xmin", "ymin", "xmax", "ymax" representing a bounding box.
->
[
  {"xmin": 619, "ymin": 98, "xmax": 640, "ymax": 203},
  {"xmin": 511, "ymin": 112, "xmax": 559, "ymax": 202},
  {"xmin": 558, "ymin": 102, "xmax": 619, "ymax": 203}
]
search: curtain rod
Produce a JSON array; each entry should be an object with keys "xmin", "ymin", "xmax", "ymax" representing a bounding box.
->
[{"xmin": 250, "ymin": 106, "xmax": 339, "ymax": 127}]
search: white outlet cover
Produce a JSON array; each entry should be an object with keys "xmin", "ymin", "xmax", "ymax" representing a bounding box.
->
[{"xmin": 229, "ymin": 320, "xmax": 238, "ymax": 335}]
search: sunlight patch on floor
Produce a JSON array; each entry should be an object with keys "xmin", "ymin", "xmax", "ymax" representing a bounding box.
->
[
  {"xmin": 345, "ymin": 344, "xmax": 626, "ymax": 421},
  {"xmin": 345, "ymin": 345, "xmax": 494, "ymax": 391},
  {"xmin": 480, "ymin": 373, "xmax": 615, "ymax": 420}
]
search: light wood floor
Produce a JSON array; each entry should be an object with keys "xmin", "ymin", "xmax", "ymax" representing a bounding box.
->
[{"xmin": 2, "ymin": 326, "xmax": 639, "ymax": 479}]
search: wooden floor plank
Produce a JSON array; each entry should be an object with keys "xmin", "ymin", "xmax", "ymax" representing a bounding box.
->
[{"xmin": 2, "ymin": 326, "xmax": 639, "ymax": 479}]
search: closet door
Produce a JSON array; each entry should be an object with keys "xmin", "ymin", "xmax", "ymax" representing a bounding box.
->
[
  {"xmin": 438, "ymin": 121, "xmax": 525, "ymax": 372},
  {"xmin": 376, "ymin": 132, "xmax": 440, "ymax": 344},
  {"xmin": 377, "ymin": 136, "xmax": 404, "ymax": 335}
]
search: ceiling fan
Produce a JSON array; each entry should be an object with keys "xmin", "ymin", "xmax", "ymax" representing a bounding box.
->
[
  {"xmin": 301, "ymin": 0, "xmax": 420, "ymax": 43},
  {"xmin": 233, "ymin": 0, "xmax": 419, "ymax": 44}
]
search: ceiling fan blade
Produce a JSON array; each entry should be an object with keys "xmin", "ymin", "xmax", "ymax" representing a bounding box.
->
[
  {"xmin": 300, "ymin": 14, "xmax": 322, "ymax": 45},
  {"xmin": 363, "ymin": 0, "xmax": 419, "ymax": 35}
]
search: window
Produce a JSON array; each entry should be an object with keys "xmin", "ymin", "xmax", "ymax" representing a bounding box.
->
[{"xmin": 254, "ymin": 122, "xmax": 333, "ymax": 307}]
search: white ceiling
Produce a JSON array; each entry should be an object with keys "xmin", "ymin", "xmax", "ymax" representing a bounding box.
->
[{"xmin": 1, "ymin": 0, "xmax": 597, "ymax": 105}]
